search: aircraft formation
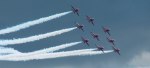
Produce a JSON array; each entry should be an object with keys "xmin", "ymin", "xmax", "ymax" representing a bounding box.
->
[
  {"xmin": 0, "ymin": 5, "xmax": 121, "ymax": 61},
  {"xmin": 72, "ymin": 5, "xmax": 120, "ymax": 55}
]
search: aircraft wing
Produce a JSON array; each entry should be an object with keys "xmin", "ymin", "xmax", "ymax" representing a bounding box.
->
[
  {"xmin": 96, "ymin": 37, "xmax": 100, "ymax": 41},
  {"xmin": 81, "ymin": 28, "xmax": 84, "ymax": 31},
  {"xmin": 117, "ymin": 52, "xmax": 121, "ymax": 55},
  {"xmin": 86, "ymin": 42, "xmax": 89, "ymax": 46},
  {"xmin": 112, "ymin": 42, "xmax": 115, "ymax": 46},
  {"xmin": 91, "ymin": 21, "xmax": 94, "ymax": 25},
  {"xmin": 107, "ymin": 32, "xmax": 111, "ymax": 36},
  {"xmin": 71, "ymin": 5, "xmax": 75, "ymax": 13},
  {"xmin": 71, "ymin": 5, "xmax": 75, "ymax": 10},
  {"xmin": 76, "ymin": 12, "xmax": 79, "ymax": 16}
]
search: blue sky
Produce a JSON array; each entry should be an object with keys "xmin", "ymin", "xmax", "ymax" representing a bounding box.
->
[{"xmin": 0, "ymin": 0, "xmax": 150, "ymax": 68}]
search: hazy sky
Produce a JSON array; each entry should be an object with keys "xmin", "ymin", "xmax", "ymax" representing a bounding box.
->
[{"xmin": 0, "ymin": 0, "xmax": 150, "ymax": 68}]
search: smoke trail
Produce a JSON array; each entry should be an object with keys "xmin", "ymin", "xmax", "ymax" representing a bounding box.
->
[
  {"xmin": 0, "ymin": 48, "xmax": 97, "ymax": 61},
  {"xmin": 0, "ymin": 48, "xmax": 96, "ymax": 59},
  {"xmin": 0, "ymin": 41, "xmax": 82, "ymax": 59},
  {"xmin": 0, "ymin": 47, "xmax": 21, "ymax": 55},
  {"xmin": 28, "ymin": 41, "xmax": 82, "ymax": 54},
  {"xmin": 16, "ymin": 41, "xmax": 82, "ymax": 56},
  {"xmin": 0, "ymin": 49, "xmax": 113, "ymax": 61},
  {"xmin": 0, "ymin": 11, "xmax": 72, "ymax": 35},
  {"xmin": 0, "ymin": 41, "xmax": 81, "ymax": 57},
  {"xmin": 0, "ymin": 27, "xmax": 77, "ymax": 46},
  {"xmin": 24, "ymin": 50, "xmax": 113, "ymax": 61}
]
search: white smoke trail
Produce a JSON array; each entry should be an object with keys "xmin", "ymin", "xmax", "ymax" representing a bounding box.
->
[
  {"xmin": 0, "ymin": 49, "xmax": 113, "ymax": 61},
  {"xmin": 28, "ymin": 41, "xmax": 82, "ymax": 55},
  {"xmin": 0, "ymin": 41, "xmax": 82, "ymax": 58},
  {"xmin": 0, "ymin": 48, "xmax": 96, "ymax": 59},
  {"xmin": 0, "ymin": 47, "xmax": 21, "ymax": 55},
  {"xmin": 0, "ymin": 48, "xmax": 97, "ymax": 61},
  {"xmin": 0, "ymin": 27, "xmax": 77, "ymax": 46},
  {"xmin": 23, "ymin": 50, "xmax": 113, "ymax": 61},
  {"xmin": 11, "ymin": 41, "xmax": 82, "ymax": 57},
  {"xmin": 0, "ymin": 11, "xmax": 72, "ymax": 35}
]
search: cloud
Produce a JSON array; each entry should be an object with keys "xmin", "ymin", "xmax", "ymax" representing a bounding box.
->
[
  {"xmin": 129, "ymin": 51, "xmax": 150, "ymax": 68},
  {"xmin": 43, "ymin": 60, "xmax": 125, "ymax": 68}
]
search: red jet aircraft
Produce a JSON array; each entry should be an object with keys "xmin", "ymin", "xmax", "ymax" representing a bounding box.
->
[
  {"xmin": 86, "ymin": 16, "xmax": 94, "ymax": 25},
  {"xmin": 96, "ymin": 44, "xmax": 104, "ymax": 53},
  {"xmin": 76, "ymin": 23, "xmax": 84, "ymax": 31},
  {"xmin": 71, "ymin": 5, "xmax": 79, "ymax": 16},
  {"xmin": 112, "ymin": 46, "xmax": 120, "ymax": 55},
  {"xmin": 102, "ymin": 26, "xmax": 111, "ymax": 36},
  {"xmin": 107, "ymin": 37, "xmax": 115, "ymax": 46},
  {"xmin": 81, "ymin": 37, "xmax": 89, "ymax": 46},
  {"xmin": 91, "ymin": 32, "xmax": 100, "ymax": 41}
]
